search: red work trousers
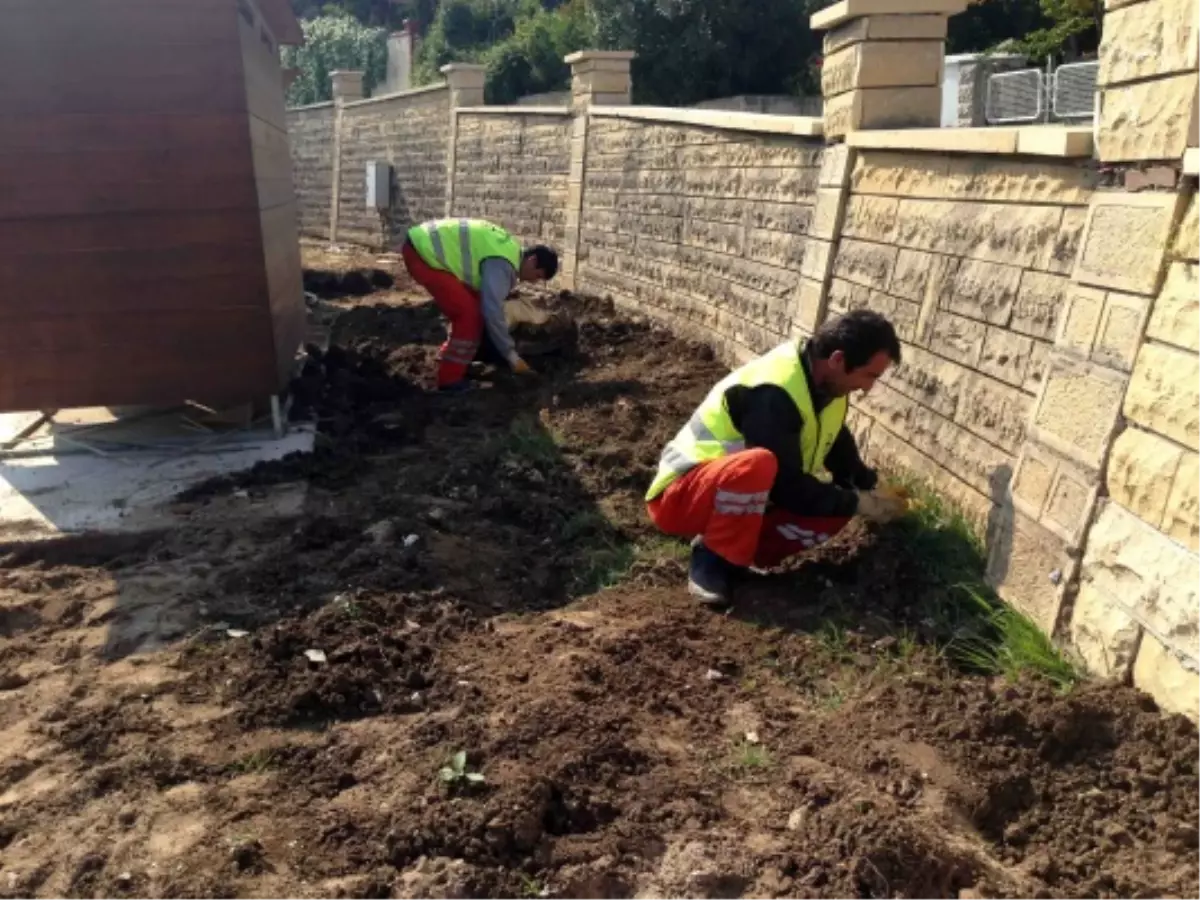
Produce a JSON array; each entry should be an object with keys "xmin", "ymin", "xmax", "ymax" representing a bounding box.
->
[
  {"xmin": 647, "ymin": 448, "xmax": 852, "ymax": 569},
  {"xmin": 402, "ymin": 241, "xmax": 482, "ymax": 387}
]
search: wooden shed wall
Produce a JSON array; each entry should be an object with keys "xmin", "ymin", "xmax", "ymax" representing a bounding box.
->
[{"xmin": 0, "ymin": 0, "xmax": 302, "ymax": 412}]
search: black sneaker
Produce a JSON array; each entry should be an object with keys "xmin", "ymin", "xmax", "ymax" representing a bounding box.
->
[{"xmin": 688, "ymin": 541, "xmax": 741, "ymax": 605}]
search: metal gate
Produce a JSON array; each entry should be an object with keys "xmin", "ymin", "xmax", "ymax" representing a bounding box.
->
[{"xmin": 985, "ymin": 60, "xmax": 1099, "ymax": 124}]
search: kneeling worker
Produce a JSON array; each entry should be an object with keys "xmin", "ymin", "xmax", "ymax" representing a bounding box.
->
[
  {"xmin": 646, "ymin": 310, "xmax": 909, "ymax": 604},
  {"xmin": 400, "ymin": 218, "xmax": 559, "ymax": 391}
]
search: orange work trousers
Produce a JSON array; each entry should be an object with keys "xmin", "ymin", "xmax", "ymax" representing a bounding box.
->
[
  {"xmin": 402, "ymin": 240, "xmax": 482, "ymax": 387},
  {"xmin": 647, "ymin": 448, "xmax": 852, "ymax": 568}
]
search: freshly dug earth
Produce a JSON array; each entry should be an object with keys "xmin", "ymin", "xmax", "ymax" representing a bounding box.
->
[{"xmin": 0, "ymin": 253, "xmax": 1196, "ymax": 899}]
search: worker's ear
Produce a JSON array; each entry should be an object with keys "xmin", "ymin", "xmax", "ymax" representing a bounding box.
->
[{"xmin": 828, "ymin": 349, "xmax": 847, "ymax": 374}]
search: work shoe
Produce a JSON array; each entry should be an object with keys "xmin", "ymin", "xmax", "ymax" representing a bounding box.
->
[{"xmin": 688, "ymin": 541, "xmax": 741, "ymax": 606}]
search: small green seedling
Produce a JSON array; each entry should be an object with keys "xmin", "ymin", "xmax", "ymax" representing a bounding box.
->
[{"xmin": 439, "ymin": 751, "xmax": 486, "ymax": 787}]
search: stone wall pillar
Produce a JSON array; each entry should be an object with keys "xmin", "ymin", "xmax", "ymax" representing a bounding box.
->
[
  {"xmin": 330, "ymin": 70, "xmax": 365, "ymax": 103},
  {"xmin": 328, "ymin": 70, "xmax": 365, "ymax": 243},
  {"xmin": 1095, "ymin": 0, "xmax": 1198, "ymax": 164},
  {"xmin": 560, "ymin": 51, "xmax": 635, "ymax": 289},
  {"xmin": 1026, "ymin": 0, "xmax": 1200, "ymax": 719},
  {"xmin": 441, "ymin": 63, "xmax": 487, "ymax": 216},
  {"xmin": 809, "ymin": 0, "xmax": 965, "ymax": 141}
]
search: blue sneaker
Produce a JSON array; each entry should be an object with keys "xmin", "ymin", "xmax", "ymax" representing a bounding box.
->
[
  {"xmin": 437, "ymin": 381, "xmax": 474, "ymax": 394},
  {"xmin": 688, "ymin": 541, "xmax": 742, "ymax": 605}
]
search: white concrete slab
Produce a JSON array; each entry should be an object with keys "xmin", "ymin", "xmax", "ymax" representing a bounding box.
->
[{"xmin": 0, "ymin": 414, "xmax": 315, "ymax": 539}]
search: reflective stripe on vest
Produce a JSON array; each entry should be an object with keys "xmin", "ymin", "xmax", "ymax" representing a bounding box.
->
[
  {"xmin": 407, "ymin": 218, "xmax": 522, "ymax": 289},
  {"xmin": 645, "ymin": 341, "xmax": 848, "ymax": 501}
]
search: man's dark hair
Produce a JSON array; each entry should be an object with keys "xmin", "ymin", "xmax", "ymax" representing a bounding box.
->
[
  {"xmin": 524, "ymin": 245, "xmax": 559, "ymax": 279},
  {"xmin": 809, "ymin": 309, "xmax": 902, "ymax": 370}
]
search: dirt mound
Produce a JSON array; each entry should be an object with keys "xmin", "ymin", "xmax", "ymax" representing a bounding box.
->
[{"xmin": 0, "ymin": 268, "xmax": 1194, "ymax": 899}]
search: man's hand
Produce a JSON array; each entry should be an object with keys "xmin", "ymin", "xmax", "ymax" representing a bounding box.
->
[
  {"xmin": 856, "ymin": 489, "xmax": 906, "ymax": 524},
  {"xmin": 511, "ymin": 357, "xmax": 536, "ymax": 376}
]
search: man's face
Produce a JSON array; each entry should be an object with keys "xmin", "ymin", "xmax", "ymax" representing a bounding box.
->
[
  {"xmin": 825, "ymin": 349, "xmax": 894, "ymax": 397},
  {"xmin": 518, "ymin": 256, "xmax": 547, "ymax": 282}
]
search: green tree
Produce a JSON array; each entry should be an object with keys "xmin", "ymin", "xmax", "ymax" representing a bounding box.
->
[
  {"xmin": 589, "ymin": 0, "xmax": 826, "ymax": 106},
  {"xmin": 484, "ymin": 0, "xmax": 595, "ymax": 103},
  {"xmin": 283, "ymin": 13, "xmax": 389, "ymax": 105},
  {"xmin": 1004, "ymin": 0, "xmax": 1101, "ymax": 59}
]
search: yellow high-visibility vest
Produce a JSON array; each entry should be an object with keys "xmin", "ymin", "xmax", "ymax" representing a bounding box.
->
[
  {"xmin": 408, "ymin": 218, "xmax": 522, "ymax": 289},
  {"xmin": 646, "ymin": 341, "xmax": 847, "ymax": 500}
]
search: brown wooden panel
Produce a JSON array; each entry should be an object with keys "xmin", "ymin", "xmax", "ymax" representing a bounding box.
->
[
  {"xmin": 0, "ymin": 349, "xmax": 277, "ymax": 412},
  {"xmin": 0, "ymin": 248, "xmax": 266, "ymax": 319},
  {"xmin": 1, "ymin": 43, "xmax": 246, "ymax": 116},
  {"xmin": 0, "ymin": 308, "xmax": 272, "ymax": 359},
  {"xmin": 1, "ymin": 147, "xmax": 254, "ymax": 185},
  {"xmin": 0, "ymin": 114, "xmax": 251, "ymax": 156},
  {"xmin": 0, "ymin": 273, "xmax": 268, "ymax": 321},
  {"xmin": 0, "ymin": 210, "xmax": 262, "ymax": 255},
  {"xmin": 0, "ymin": 177, "xmax": 259, "ymax": 220},
  {"xmin": 2, "ymin": 0, "xmax": 237, "ymax": 48}
]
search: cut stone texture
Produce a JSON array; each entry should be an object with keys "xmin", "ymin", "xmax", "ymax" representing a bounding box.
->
[
  {"xmin": 1056, "ymin": 285, "xmax": 1104, "ymax": 358},
  {"xmin": 1093, "ymin": 291, "xmax": 1151, "ymax": 371},
  {"xmin": 823, "ymin": 14, "xmax": 948, "ymax": 54},
  {"xmin": 1107, "ymin": 426, "xmax": 1184, "ymax": 527},
  {"xmin": 1084, "ymin": 500, "xmax": 1199, "ymax": 662},
  {"xmin": 1031, "ymin": 355, "xmax": 1126, "ymax": 470},
  {"xmin": 821, "ymin": 41, "xmax": 943, "ymax": 96},
  {"xmin": 1074, "ymin": 192, "xmax": 1183, "ymax": 295},
  {"xmin": 1124, "ymin": 341, "xmax": 1200, "ymax": 447},
  {"xmin": 1012, "ymin": 443, "xmax": 1057, "ymax": 518},
  {"xmin": 1098, "ymin": 0, "xmax": 1199, "ymax": 87},
  {"xmin": 1097, "ymin": 71, "xmax": 1198, "ymax": 163},
  {"xmin": 1133, "ymin": 632, "xmax": 1199, "ymax": 721},
  {"xmin": 1042, "ymin": 461, "xmax": 1097, "ymax": 546},
  {"xmin": 987, "ymin": 508, "xmax": 1072, "ymax": 635},
  {"xmin": 1070, "ymin": 582, "xmax": 1143, "ymax": 679},
  {"xmin": 825, "ymin": 86, "xmax": 941, "ymax": 139},
  {"xmin": 1146, "ymin": 262, "xmax": 1200, "ymax": 352},
  {"xmin": 1173, "ymin": 195, "xmax": 1198, "ymax": 261},
  {"xmin": 1163, "ymin": 452, "xmax": 1199, "ymax": 551}
]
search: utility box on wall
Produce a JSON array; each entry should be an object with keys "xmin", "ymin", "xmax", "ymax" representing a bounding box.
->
[
  {"xmin": 0, "ymin": 0, "xmax": 307, "ymax": 413},
  {"xmin": 366, "ymin": 161, "xmax": 393, "ymax": 210}
]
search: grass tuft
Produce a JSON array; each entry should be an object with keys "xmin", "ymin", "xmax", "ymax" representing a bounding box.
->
[{"xmin": 950, "ymin": 586, "xmax": 1081, "ymax": 690}]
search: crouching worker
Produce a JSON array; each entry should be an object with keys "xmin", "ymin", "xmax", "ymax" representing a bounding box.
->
[
  {"xmin": 400, "ymin": 218, "xmax": 558, "ymax": 392},
  {"xmin": 645, "ymin": 310, "xmax": 908, "ymax": 605}
]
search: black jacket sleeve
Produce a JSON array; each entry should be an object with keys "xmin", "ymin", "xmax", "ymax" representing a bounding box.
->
[
  {"xmin": 725, "ymin": 384, "xmax": 859, "ymax": 518},
  {"xmin": 826, "ymin": 426, "xmax": 877, "ymax": 491}
]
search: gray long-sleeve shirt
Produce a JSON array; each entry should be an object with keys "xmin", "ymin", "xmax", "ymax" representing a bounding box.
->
[{"xmin": 479, "ymin": 257, "xmax": 519, "ymax": 365}]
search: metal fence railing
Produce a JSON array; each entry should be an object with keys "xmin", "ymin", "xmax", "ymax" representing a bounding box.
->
[
  {"xmin": 986, "ymin": 68, "xmax": 1044, "ymax": 124},
  {"xmin": 985, "ymin": 60, "xmax": 1099, "ymax": 125},
  {"xmin": 1052, "ymin": 60, "xmax": 1099, "ymax": 120}
]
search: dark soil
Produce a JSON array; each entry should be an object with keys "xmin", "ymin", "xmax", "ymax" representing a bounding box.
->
[{"xmin": 0, "ymin": 258, "xmax": 1195, "ymax": 899}]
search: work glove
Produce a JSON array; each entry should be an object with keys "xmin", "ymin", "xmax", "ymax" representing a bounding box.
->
[
  {"xmin": 511, "ymin": 357, "xmax": 536, "ymax": 376},
  {"xmin": 856, "ymin": 489, "xmax": 907, "ymax": 525}
]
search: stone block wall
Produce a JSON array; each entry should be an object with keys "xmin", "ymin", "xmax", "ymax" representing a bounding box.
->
[
  {"xmin": 335, "ymin": 85, "xmax": 451, "ymax": 248},
  {"xmin": 287, "ymin": 102, "xmax": 336, "ymax": 238},
  {"xmin": 830, "ymin": 151, "xmax": 1097, "ymax": 628},
  {"xmin": 450, "ymin": 112, "xmax": 572, "ymax": 249},
  {"xmin": 1066, "ymin": 190, "xmax": 1199, "ymax": 717},
  {"xmin": 575, "ymin": 115, "xmax": 823, "ymax": 361}
]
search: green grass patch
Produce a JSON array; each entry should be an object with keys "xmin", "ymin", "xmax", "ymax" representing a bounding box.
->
[
  {"xmin": 950, "ymin": 586, "xmax": 1081, "ymax": 690},
  {"xmin": 731, "ymin": 739, "xmax": 772, "ymax": 771},
  {"xmin": 495, "ymin": 416, "xmax": 562, "ymax": 468},
  {"xmin": 882, "ymin": 473, "xmax": 1080, "ymax": 690}
]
